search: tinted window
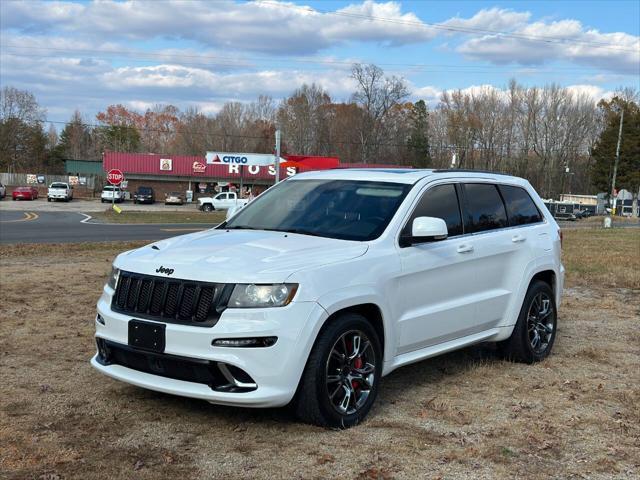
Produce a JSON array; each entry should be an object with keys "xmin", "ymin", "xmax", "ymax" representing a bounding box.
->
[
  {"xmin": 138, "ymin": 187, "xmax": 152, "ymax": 194},
  {"xmin": 217, "ymin": 193, "xmax": 228, "ymax": 200},
  {"xmin": 463, "ymin": 184, "xmax": 508, "ymax": 233},
  {"xmin": 402, "ymin": 184, "xmax": 463, "ymax": 237},
  {"xmin": 499, "ymin": 185, "xmax": 542, "ymax": 226}
]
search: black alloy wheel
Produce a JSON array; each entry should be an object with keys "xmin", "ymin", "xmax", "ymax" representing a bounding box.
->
[
  {"xmin": 499, "ymin": 280, "xmax": 557, "ymax": 363},
  {"xmin": 294, "ymin": 313, "xmax": 382, "ymax": 428}
]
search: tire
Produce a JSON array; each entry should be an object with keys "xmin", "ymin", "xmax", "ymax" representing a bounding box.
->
[
  {"xmin": 498, "ymin": 280, "xmax": 557, "ymax": 364},
  {"xmin": 47, "ymin": 197, "xmax": 51, "ymax": 202},
  {"xmin": 294, "ymin": 313, "xmax": 382, "ymax": 428},
  {"xmin": 203, "ymin": 204, "xmax": 213, "ymax": 212}
]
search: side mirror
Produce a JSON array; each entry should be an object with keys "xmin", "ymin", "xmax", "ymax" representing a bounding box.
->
[{"xmin": 400, "ymin": 216, "xmax": 448, "ymax": 247}]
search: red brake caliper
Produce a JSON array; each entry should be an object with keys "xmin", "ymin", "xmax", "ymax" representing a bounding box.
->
[{"xmin": 352, "ymin": 357, "xmax": 363, "ymax": 390}]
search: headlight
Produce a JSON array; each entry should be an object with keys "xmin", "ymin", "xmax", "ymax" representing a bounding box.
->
[
  {"xmin": 107, "ymin": 267, "xmax": 120, "ymax": 289},
  {"xmin": 229, "ymin": 283, "xmax": 298, "ymax": 308}
]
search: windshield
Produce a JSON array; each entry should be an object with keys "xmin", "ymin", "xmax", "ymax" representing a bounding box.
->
[
  {"xmin": 223, "ymin": 179, "xmax": 412, "ymax": 241},
  {"xmin": 103, "ymin": 186, "xmax": 119, "ymax": 191},
  {"xmin": 138, "ymin": 187, "xmax": 152, "ymax": 194}
]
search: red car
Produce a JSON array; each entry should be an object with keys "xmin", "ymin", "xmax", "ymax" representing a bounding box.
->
[{"xmin": 12, "ymin": 186, "xmax": 39, "ymax": 201}]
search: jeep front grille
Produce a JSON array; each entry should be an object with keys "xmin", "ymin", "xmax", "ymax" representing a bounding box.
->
[{"xmin": 111, "ymin": 271, "xmax": 232, "ymax": 327}]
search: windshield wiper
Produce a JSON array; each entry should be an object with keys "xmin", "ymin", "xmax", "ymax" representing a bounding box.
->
[
  {"xmin": 225, "ymin": 225, "xmax": 259, "ymax": 230},
  {"xmin": 226, "ymin": 226, "xmax": 324, "ymax": 237},
  {"xmin": 276, "ymin": 228, "xmax": 324, "ymax": 238}
]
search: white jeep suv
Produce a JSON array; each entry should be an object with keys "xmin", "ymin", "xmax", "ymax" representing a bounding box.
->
[{"xmin": 92, "ymin": 169, "xmax": 563, "ymax": 428}]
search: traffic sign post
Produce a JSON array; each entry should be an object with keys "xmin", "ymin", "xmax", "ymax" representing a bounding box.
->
[{"xmin": 107, "ymin": 169, "xmax": 124, "ymax": 212}]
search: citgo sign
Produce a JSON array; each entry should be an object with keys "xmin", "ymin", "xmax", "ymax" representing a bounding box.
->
[{"xmin": 205, "ymin": 152, "xmax": 279, "ymax": 167}]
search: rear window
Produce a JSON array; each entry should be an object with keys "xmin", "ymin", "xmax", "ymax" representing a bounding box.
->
[
  {"xmin": 499, "ymin": 185, "xmax": 543, "ymax": 226},
  {"xmin": 50, "ymin": 183, "xmax": 67, "ymax": 188},
  {"xmin": 462, "ymin": 183, "xmax": 508, "ymax": 233}
]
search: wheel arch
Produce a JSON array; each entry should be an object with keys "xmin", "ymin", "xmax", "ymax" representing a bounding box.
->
[
  {"xmin": 316, "ymin": 289, "xmax": 393, "ymax": 364},
  {"xmin": 321, "ymin": 303, "xmax": 385, "ymax": 356},
  {"xmin": 529, "ymin": 269, "xmax": 557, "ymax": 297}
]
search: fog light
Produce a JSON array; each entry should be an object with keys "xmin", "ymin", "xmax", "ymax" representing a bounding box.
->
[
  {"xmin": 96, "ymin": 314, "xmax": 105, "ymax": 325},
  {"xmin": 212, "ymin": 337, "xmax": 277, "ymax": 348}
]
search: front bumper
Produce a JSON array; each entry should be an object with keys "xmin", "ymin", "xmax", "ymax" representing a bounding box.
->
[{"xmin": 92, "ymin": 286, "xmax": 327, "ymax": 407}]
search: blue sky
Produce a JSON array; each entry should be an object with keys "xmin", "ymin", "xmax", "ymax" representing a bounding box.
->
[{"xmin": 1, "ymin": 0, "xmax": 638, "ymax": 124}]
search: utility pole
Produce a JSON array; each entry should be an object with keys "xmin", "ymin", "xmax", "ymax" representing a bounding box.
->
[
  {"xmin": 610, "ymin": 108, "xmax": 624, "ymax": 215},
  {"xmin": 274, "ymin": 129, "xmax": 281, "ymax": 184}
]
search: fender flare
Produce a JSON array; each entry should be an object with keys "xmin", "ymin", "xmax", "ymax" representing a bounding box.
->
[{"xmin": 315, "ymin": 285, "xmax": 395, "ymax": 365}]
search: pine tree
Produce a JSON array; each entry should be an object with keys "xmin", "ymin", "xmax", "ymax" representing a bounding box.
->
[
  {"xmin": 590, "ymin": 97, "xmax": 640, "ymax": 198},
  {"xmin": 407, "ymin": 100, "xmax": 431, "ymax": 168}
]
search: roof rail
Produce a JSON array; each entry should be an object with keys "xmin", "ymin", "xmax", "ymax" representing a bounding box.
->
[{"xmin": 432, "ymin": 169, "xmax": 512, "ymax": 176}]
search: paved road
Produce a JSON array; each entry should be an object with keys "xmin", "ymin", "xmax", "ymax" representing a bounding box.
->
[{"xmin": 0, "ymin": 211, "xmax": 214, "ymax": 244}]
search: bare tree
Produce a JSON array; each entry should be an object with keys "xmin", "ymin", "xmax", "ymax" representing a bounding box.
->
[{"xmin": 351, "ymin": 63, "xmax": 409, "ymax": 162}]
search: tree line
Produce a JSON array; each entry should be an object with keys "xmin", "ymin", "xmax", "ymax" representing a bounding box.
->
[{"xmin": 1, "ymin": 63, "xmax": 638, "ymax": 198}]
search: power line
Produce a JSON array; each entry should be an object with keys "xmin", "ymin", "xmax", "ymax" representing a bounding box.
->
[
  {"xmin": 2, "ymin": 46, "xmax": 607, "ymax": 73},
  {"xmin": 39, "ymin": 118, "xmax": 591, "ymax": 153},
  {"xmin": 257, "ymin": 0, "xmax": 639, "ymax": 53}
]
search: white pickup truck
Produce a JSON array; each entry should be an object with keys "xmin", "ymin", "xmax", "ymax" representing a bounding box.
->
[
  {"xmin": 197, "ymin": 192, "xmax": 248, "ymax": 212},
  {"xmin": 47, "ymin": 182, "xmax": 73, "ymax": 202}
]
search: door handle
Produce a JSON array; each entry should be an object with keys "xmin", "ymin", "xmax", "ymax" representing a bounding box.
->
[
  {"xmin": 457, "ymin": 244, "xmax": 474, "ymax": 254},
  {"xmin": 512, "ymin": 234, "xmax": 526, "ymax": 243}
]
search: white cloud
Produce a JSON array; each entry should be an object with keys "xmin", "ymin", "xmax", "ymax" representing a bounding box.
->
[
  {"xmin": 454, "ymin": 11, "xmax": 639, "ymax": 74},
  {"xmin": 442, "ymin": 8, "xmax": 530, "ymax": 33},
  {"xmin": 411, "ymin": 85, "xmax": 441, "ymax": 102},
  {"xmin": 565, "ymin": 84, "xmax": 613, "ymax": 102},
  {"xmin": 1, "ymin": 0, "xmax": 435, "ymax": 55}
]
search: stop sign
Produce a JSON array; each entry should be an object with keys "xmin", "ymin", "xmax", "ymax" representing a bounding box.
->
[{"xmin": 107, "ymin": 169, "xmax": 124, "ymax": 186}]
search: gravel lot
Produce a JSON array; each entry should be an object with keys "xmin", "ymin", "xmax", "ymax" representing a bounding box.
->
[{"xmin": 1, "ymin": 231, "xmax": 638, "ymax": 479}]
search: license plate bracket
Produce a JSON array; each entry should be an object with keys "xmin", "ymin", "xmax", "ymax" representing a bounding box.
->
[{"xmin": 128, "ymin": 320, "xmax": 165, "ymax": 353}]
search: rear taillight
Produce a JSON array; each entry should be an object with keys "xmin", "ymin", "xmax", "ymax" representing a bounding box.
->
[{"xmin": 558, "ymin": 229, "xmax": 563, "ymax": 249}]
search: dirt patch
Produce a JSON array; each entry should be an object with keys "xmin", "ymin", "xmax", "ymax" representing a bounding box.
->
[{"xmin": 1, "ymin": 233, "xmax": 639, "ymax": 479}]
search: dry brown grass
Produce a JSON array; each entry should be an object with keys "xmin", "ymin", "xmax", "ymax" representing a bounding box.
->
[
  {"xmin": 1, "ymin": 230, "xmax": 639, "ymax": 479},
  {"xmin": 562, "ymin": 228, "xmax": 640, "ymax": 289}
]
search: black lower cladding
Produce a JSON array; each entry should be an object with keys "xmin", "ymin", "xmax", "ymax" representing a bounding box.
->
[
  {"xmin": 112, "ymin": 271, "xmax": 234, "ymax": 327},
  {"xmin": 96, "ymin": 338, "xmax": 257, "ymax": 393}
]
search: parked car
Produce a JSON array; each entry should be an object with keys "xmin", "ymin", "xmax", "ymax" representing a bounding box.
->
[
  {"xmin": 47, "ymin": 182, "xmax": 73, "ymax": 202},
  {"xmin": 101, "ymin": 185, "xmax": 125, "ymax": 203},
  {"xmin": 198, "ymin": 191, "xmax": 248, "ymax": 211},
  {"xmin": 165, "ymin": 192, "xmax": 184, "ymax": 205},
  {"xmin": 12, "ymin": 186, "xmax": 38, "ymax": 201},
  {"xmin": 92, "ymin": 169, "xmax": 563, "ymax": 428},
  {"xmin": 0, "ymin": 182, "xmax": 6, "ymax": 199},
  {"xmin": 553, "ymin": 212, "xmax": 577, "ymax": 221},
  {"xmin": 133, "ymin": 186, "xmax": 155, "ymax": 204}
]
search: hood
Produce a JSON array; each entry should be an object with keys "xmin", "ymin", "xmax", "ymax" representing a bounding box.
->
[{"xmin": 115, "ymin": 228, "xmax": 368, "ymax": 284}]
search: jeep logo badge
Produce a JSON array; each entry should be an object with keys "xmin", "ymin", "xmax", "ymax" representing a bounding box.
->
[{"xmin": 156, "ymin": 266, "xmax": 174, "ymax": 276}]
